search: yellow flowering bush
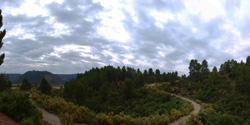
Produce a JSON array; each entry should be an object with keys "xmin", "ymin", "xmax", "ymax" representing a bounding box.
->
[
  {"xmin": 170, "ymin": 109, "xmax": 182, "ymax": 120},
  {"xmin": 185, "ymin": 114, "xmax": 203, "ymax": 125},
  {"xmin": 96, "ymin": 113, "xmax": 113, "ymax": 125},
  {"xmin": 150, "ymin": 114, "xmax": 170, "ymax": 125}
]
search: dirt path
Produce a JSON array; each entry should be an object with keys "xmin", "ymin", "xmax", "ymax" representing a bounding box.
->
[
  {"xmin": 169, "ymin": 94, "xmax": 201, "ymax": 125},
  {"xmin": 149, "ymin": 84, "xmax": 201, "ymax": 125},
  {"xmin": 38, "ymin": 108, "xmax": 62, "ymax": 125},
  {"xmin": 0, "ymin": 112, "xmax": 18, "ymax": 125}
]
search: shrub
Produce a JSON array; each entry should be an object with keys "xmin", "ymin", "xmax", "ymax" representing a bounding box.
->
[
  {"xmin": 215, "ymin": 114, "xmax": 238, "ymax": 125},
  {"xmin": 185, "ymin": 114, "xmax": 203, "ymax": 125},
  {"xmin": 170, "ymin": 109, "xmax": 182, "ymax": 120},
  {"xmin": 0, "ymin": 90, "xmax": 41, "ymax": 124},
  {"xmin": 95, "ymin": 113, "xmax": 113, "ymax": 125},
  {"xmin": 20, "ymin": 117, "xmax": 35, "ymax": 125},
  {"xmin": 113, "ymin": 112, "xmax": 133, "ymax": 124},
  {"xmin": 150, "ymin": 114, "xmax": 170, "ymax": 125}
]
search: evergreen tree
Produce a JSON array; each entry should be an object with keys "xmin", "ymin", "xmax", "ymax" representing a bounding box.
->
[
  {"xmin": 246, "ymin": 56, "xmax": 250, "ymax": 66},
  {"xmin": 148, "ymin": 68, "xmax": 154, "ymax": 76},
  {"xmin": 219, "ymin": 64, "xmax": 224, "ymax": 73},
  {"xmin": 143, "ymin": 70, "xmax": 148, "ymax": 76},
  {"xmin": 212, "ymin": 66, "xmax": 218, "ymax": 74},
  {"xmin": 20, "ymin": 78, "xmax": 32, "ymax": 91},
  {"xmin": 38, "ymin": 77, "xmax": 52, "ymax": 95},
  {"xmin": 189, "ymin": 59, "xmax": 201, "ymax": 81},
  {"xmin": 201, "ymin": 59, "xmax": 210, "ymax": 75},
  {"xmin": 123, "ymin": 78, "xmax": 134, "ymax": 99},
  {"xmin": 155, "ymin": 69, "xmax": 161, "ymax": 82},
  {"xmin": 121, "ymin": 66, "xmax": 126, "ymax": 80},
  {"xmin": 0, "ymin": 74, "xmax": 11, "ymax": 92},
  {"xmin": 0, "ymin": 9, "xmax": 6, "ymax": 66}
]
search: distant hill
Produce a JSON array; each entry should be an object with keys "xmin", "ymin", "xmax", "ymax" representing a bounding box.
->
[
  {"xmin": 13, "ymin": 71, "xmax": 64, "ymax": 85},
  {"xmin": 56, "ymin": 74, "xmax": 77, "ymax": 82},
  {"xmin": 4, "ymin": 74, "xmax": 21, "ymax": 81}
]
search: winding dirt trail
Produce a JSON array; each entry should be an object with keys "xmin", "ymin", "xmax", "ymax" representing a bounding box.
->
[
  {"xmin": 38, "ymin": 84, "xmax": 200, "ymax": 125},
  {"xmin": 38, "ymin": 108, "xmax": 62, "ymax": 125},
  {"xmin": 149, "ymin": 84, "xmax": 201, "ymax": 125},
  {"xmin": 169, "ymin": 94, "xmax": 201, "ymax": 125}
]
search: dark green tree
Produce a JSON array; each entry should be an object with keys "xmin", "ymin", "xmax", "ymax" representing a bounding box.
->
[
  {"xmin": 148, "ymin": 68, "xmax": 154, "ymax": 76},
  {"xmin": 212, "ymin": 66, "xmax": 218, "ymax": 74},
  {"xmin": 189, "ymin": 59, "xmax": 200, "ymax": 77},
  {"xmin": 0, "ymin": 74, "xmax": 11, "ymax": 92},
  {"xmin": 155, "ymin": 69, "xmax": 161, "ymax": 82},
  {"xmin": 38, "ymin": 77, "xmax": 52, "ymax": 95},
  {"xmin": 219, "ymin": 64, "xmax": 224, "ymax": 73},
  {"xmin": 189, "ymin": 59, "xmax": 202, "ymax": 81},
  {"xmin": 20, "ymin": 78, "xmax": 32, "ymax": 91},
  {"xmin": 143, "ymin": 70, "xmax": 148, "ymax": 76},
  {"xmin": 201, "ymin": 59, "xmax": 210, "ymax": 76},
  {"xmin": 121, "ymin": 66, "xmax": 126, "ymax": 80},
  {"xmin": 123, "ymin": 78, "xmax": 134, "ymax": 99},
  {"xmin": 0, "ymin": 9, "xmax": 6, "ymax": 66},
  {"xmin": 246, "ymin": 56, "xmax": 250, "ymax": 66}
]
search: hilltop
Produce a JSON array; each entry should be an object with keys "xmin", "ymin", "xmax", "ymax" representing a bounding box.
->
[{"xmin": 13, "ymin": 71, "xmax": 64, "ymax": 85}]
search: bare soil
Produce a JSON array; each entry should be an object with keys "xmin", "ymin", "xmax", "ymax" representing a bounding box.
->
[{"xmin": 0, "ymin": 112, "xmax": 18, "ymax": 125}]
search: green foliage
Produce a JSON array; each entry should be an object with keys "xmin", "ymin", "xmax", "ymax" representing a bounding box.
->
[
  {"xmin": 123, "ymin": 78, "xmax": 134, "ymax": 99},
  {"xmin": 0, "ymin": 90, "xmax": 41, "ymax": 123},
  {"xmin": 14, "ymin": 71, "xmax": 64, "ymax": 85},
  {"xmin": 20, "ymin": 78, "xmax": 32, "ymax": 91},
  {"xmin": 32, "ymin": 85, "xmax": 193, "ymax": 124},
  {"xmin": 20, "ymin": 117, "xmax": 36, "ymax": 125},
  {"xmin": 185, "ymin": 114, "xmax": 203, "ymax": 125},
  {"xmin": 0, "ymin": 9, "xmax": 6, "ymax": 66},
  {"xmin": 38, "ymin": 77, "xmax": 52, "ymax": 94},
  {"xmin": 215, "ymin": 114, "xmax": 238, "ymax": 125},
  {"xmin": 165, "ymin": 57, "xmax": 250, "ymax": 124},
  {"xmin": 0, "ymin": 74, "xmax": 12, "ymax": 92}
]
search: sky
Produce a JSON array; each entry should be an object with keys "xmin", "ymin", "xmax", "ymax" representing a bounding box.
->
[{"xmin": 0, "ymin": 0, "xmax": 250, "ymax": 75}]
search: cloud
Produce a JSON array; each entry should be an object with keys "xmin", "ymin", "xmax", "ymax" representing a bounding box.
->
[{"xmin": 0, "ymin": 0, "xmax": 250, "ymax": 75}]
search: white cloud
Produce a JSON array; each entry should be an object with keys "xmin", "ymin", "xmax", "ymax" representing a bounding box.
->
[
  {"xmin": 54, "ymin": 44, "xmax": 91, "ymax": 54},
  {"xmin": 184, "ymin": 0, "xmax": 226, "ymax": 21}
]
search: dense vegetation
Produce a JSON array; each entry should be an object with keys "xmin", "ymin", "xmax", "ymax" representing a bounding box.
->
[
  {"xmin": 14, "ymin": 71, "xmax": 64, "ymax": 85},
  {"xmin": 32, "ymin": 85, "xmax": 192, "ymax": 124},
  {"xmin": 0, "ymin": 90, "xmax": 41, "ymax": 124},
  {"xmin": 163, "ymin": 56, "xmax": 250, "ymax": 124},
  {"xmin": 64, "ymin": 66, "xmax": 180, "ymax": 115}
]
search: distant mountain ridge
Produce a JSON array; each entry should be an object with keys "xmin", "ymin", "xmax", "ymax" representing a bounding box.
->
[{"xmin": 6, "ymin": 71, "xmax": 77, "ymax": 85}]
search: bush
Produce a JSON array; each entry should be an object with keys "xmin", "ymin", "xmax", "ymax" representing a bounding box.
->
[
  {"xmin": 95, "ymin": 113, "xmax": 113, "ymax": 125},
  {"xmin": 170, "ymin": 109, "xmax": 182, "ymax": 120},
  {"xmin": 31, "ymin": 90, "xmax": 95, "ymax": 124},
  {"xmin": 185, "ymin": 114, "xmax": 203, "ymax": 125},
  {"xmin": 20, "ymin": 117, "xmax": 35, "ymax": 125},
  {"xmin": 215, "ymin": 114, "xmax": 238, "ymax": 125},
  {"xmin": 0, "ymin": 90, "xmax": 41, "ymax": 123},
  {"xmin": 150, "ymin": 114, "xmax": 170, "ymax": 125},
  {"xmin": 0, "ymin": 74, "xmax": 12, "ymax": 92}
]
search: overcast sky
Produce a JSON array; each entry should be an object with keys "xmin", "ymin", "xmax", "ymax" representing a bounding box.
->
[{"xmin": 0, "ymin": 0, "xmax": 250, "ymax": 74}]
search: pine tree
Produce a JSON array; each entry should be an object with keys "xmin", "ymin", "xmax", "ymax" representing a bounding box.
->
[
  {"xmin": 201, "ymin": 59, "xmax": 210, "ymax": 75},
  {"xmin": 246, "ymin": 56, "xmax": 250, "ymax": 66},
  {"xmin": 20, "ymin": 78, "xmax": 32, "ymax": 91},
  {"xmin": 38, "ymin": 77, "xmax": 52, "ymax": 94},
  {"xmin": 0, "ymin": 9, "xmax": 6, "ymax": 66}
]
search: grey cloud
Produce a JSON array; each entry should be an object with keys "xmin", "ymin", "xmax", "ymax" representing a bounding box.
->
[{"xmin": 1, "ymin": 0, "xmax": 250, "ymax": 75}]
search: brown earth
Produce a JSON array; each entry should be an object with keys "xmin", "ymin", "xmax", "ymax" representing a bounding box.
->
[{"xmin": 0, "ymin": 112, "xmax": 18, "ymax": 125}]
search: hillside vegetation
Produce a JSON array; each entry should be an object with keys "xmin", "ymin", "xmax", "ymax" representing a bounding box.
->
[
  {"xmin": 14, "ymin": 71, "xmax": 64, "ymax": 85},
  {"xmin": 162, "ymin": 56, "xmax": 250, "ymax": 124}
]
